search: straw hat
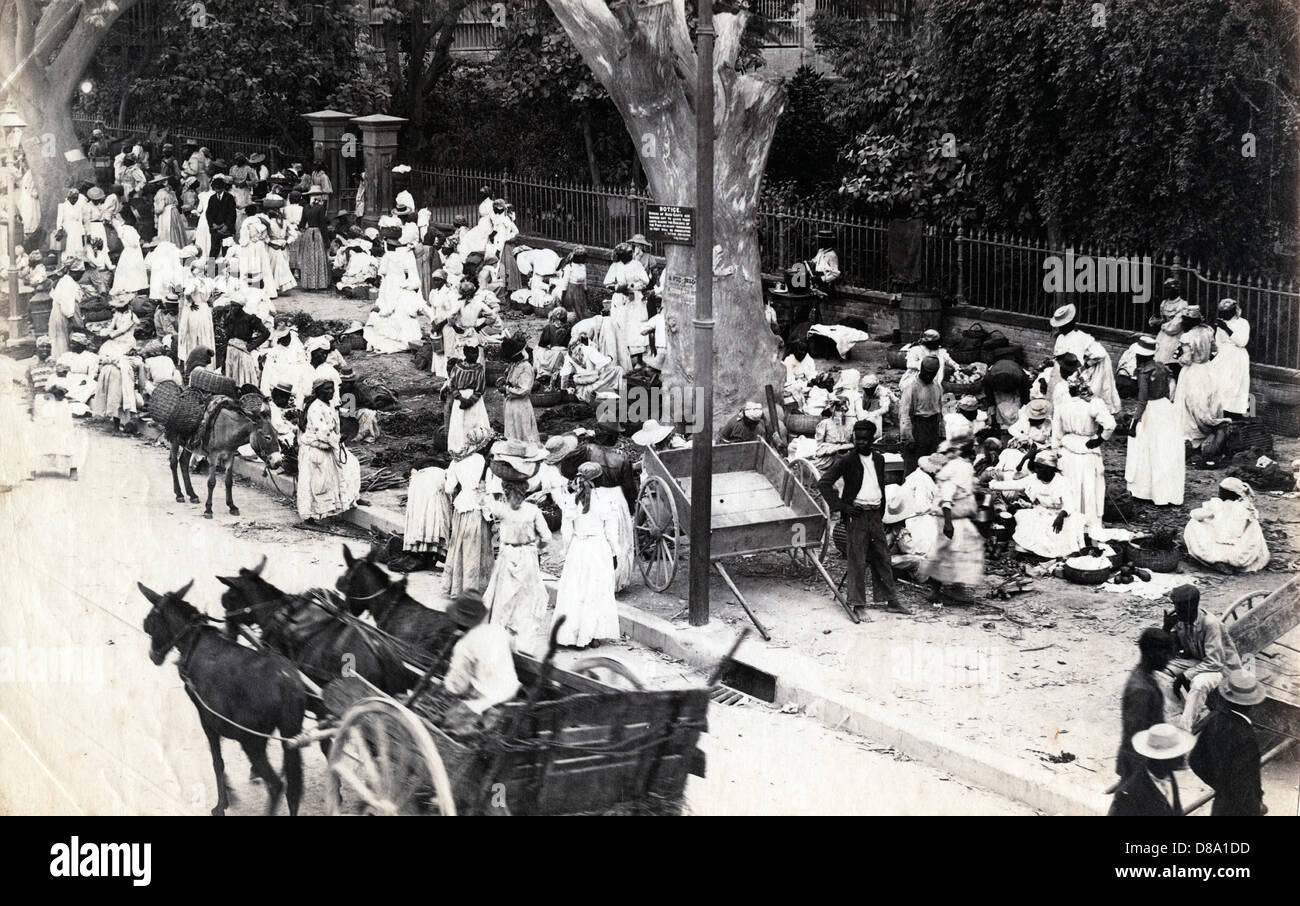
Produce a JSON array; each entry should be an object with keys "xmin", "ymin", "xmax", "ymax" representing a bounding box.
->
[
  {"xmin": 544, "ymin": 433, "xmax": 580, "ymax": 464},
  {"xmin": 1049, "ymin": 303, "xmax": 1077, "ymax": 328},
  {"xmin": 1134, "ymin": 335, "xmax": 1158, "ymax": 357},
  {"xmin": 1218, "ymin": 671, "xmax": 1266, "ymax": 706},
  {"xmin": 1131, "ymin": 723, "xmax": 1196, "ymax": 761},
  {"xmin": 631, "ymin": 419, "xmax": 674, "ymax": 447},
  {"xmin": 1024, "ymin": 398, "xmax": 1051, "ymax": 420},
  {"xmin": 492, "ymin": 439, "xmax": 545, "ymax": 477},
  {"xmin": 917, "ymin": 454, "xmax": 944, "ymax": 475}
]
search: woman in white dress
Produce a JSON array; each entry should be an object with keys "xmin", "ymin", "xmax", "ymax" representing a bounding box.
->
[
  {"xmin": 1124, "ymin": 335, "xmax": 1184, "ymax": 506},
  {"xmin": 442, "ymin": 427, "xmax": 497, "ymax": 598},
  {"xmin": 178, "ymin": 271, "xmax": 216, "ymax": 362},
  {"xmin": 1051, "ymin": 304, "xmax": 1121, "ymax": 414},
  {"xmin": 553, "ymin": 462, "xmax": 621, "ymax": 648},
  {"xmin": 484, "ymin": 478, "xmax": 553, "ymax": 657},
  {"xmin": 1211, "ymin": 299, "xmax": 1251, "ymax": 417},
  {"xmin": 988, "ymin": 449, "xmax": 1089, "ymax": 559},
  {"xmin": 1184, "ymin": 477, "xmax": 1269, "ymax": 573},
  {"xmin": 145, "ymin": 240, "xmax": 184, "ymax": 301},
  {"xmin": 400, "ymin": 465, "xmax": 452, "ymax": 570},
  {"xmin": 1052, "ymin": 375, "xmax": 1116, "ymax": 530},
  {"xmin": 194, "ymin": 186, "xmax": 214, "ymax": 259},
  {"xmin": 155, "ymin": 182, "xmax": 187, "ymax": 248},
  {"xmin": 427, "ymin": 270, "xmax": 459, "ymax": 379},
  {"xmin": 297, "ymin": 379, "xmax": 350, "ymax": 522},
  {"xmin": 264, "ymin": 202, "xmax": 298, "ymax": 295},
  {"xmin": 110, "ymin": 223, "xmax": 149, "ymax": 295},
  {"xmin": 365, "ymin": 242, "xmax": 430, "ymax": 354},
  {"xmin": 602, "ymin": 243, "xmax": 649, "ymax": 370}
]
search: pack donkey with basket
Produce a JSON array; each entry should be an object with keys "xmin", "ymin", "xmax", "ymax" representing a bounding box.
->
[
  {"xmin": 150, "ymin": 376, "xmax": 283, "ymax": 518},
  {"xmin": 139, "ymin": 580, "xmax": 306, "ymax": 816}
]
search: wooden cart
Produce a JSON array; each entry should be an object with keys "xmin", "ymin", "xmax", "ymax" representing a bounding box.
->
[
  {"xmin": 318, "ymin": 632, "xmax": 723, "ymax": 816},
  {"xmin": 634, "ymin": 440, "xmax": 856, "ymax": 639}
]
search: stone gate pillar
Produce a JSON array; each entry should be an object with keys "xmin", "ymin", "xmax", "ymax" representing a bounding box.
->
[
  {"xmin": 350, "ymin": 114, "xmax": 408, "ymax": 221},
  {"xmin": 301, "ymin": 109, "xmax": 355, "ymax": 211}
]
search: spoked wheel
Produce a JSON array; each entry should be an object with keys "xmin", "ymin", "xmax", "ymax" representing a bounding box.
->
[
  {"xmin": 326, "ymin": 698, "xmax": 456, "ymax": 816},
  {"xmin": 571, "ymin": 656, "xmax": 648, "ymax": 691},
  {"xmin": 787, "ymin": 458, "xmax": 831, "ymax": 571},
  {"xmin": 635, "ymin": 476, "xmax": 680, "ymax": 592}
]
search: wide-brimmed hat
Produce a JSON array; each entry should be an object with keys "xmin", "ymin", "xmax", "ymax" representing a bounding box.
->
[
  {"xmin": 248, "ymin": 153, "xmax": 266, "ymax": 165},
  {"xmin": 492, "ymin": 440, "xmax": 545, "ymax": 477},
  {"xmin": 499, "ymin": 333, "xmax": 527, "ymax": 361},
  {"xmin": 631, "ymin": 419, "xmax": 674, "ymax": 447},
  {"xmin": 1217, "ymin": 298, "xmax": 1238, "ymax": 313},
  {"xmin": 1218, "ymin": 671, "xmax": 1266, "ymax": 706},
  {"xmin": 445, "ymin": 589, "xmax": 486, "ymax": 628},
  {"xmin": 1131, "ymin": 723, "xmax": 1196, "ymax": 761},
  {"xmin": 343, "ymin": 320, "xmax": 364, "ymax": 334},
  {"xmin": 917, "ymin": 454, "xmax": 944, "ymax": 475},
  {"xmin": 392, "ymin": 204, "xmax": 414, "ymax": 217},
  {"xmin": 490, "ymin": 459, "xmax": 533, "ymax": 482},
  {"xmin": 392, "ymin": 164, "xmax": 412, "ymax": 174},
  {"xmin": 1134, "ymin": 335, "xmax": 1158, "ymax": 356},
  {"xmin": 1024, "ymin": 398, "xmax": 1051, "ymax": 420},
  {"xmin": 1182, "ymin": 304, "xmax": 1204, "ymax": 321},
  {"xmin": 957, "ymin": 395, "xmax": 980, "ymax": 412},
  {"xmin": 86, "ymin": 186, "xmax": 106, "ymax": 201},
  {"xmin": 545, "ymin": 433, "xmax": 580, "ymax": 464},
  {"xmin": 210, "ymin": 174, "xmax": 230, "ymax": 187},
  {"xmin": 1049, "ymin": 303, "xmax": 1077, "ymax": 328},
  {"xmin": 272, "ymin": 379, "xmax": 294, "ymax": 394},
  {"xmin": 627, "ymin": 233, "xmax": 651, "ymax": 248}
]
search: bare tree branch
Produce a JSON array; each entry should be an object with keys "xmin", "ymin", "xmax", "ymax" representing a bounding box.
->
[{"xmin": 51, "ymin": 0, "xmax": 138, "ymax": 90}]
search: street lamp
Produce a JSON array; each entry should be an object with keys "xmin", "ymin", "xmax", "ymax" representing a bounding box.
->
[{"xmin": 0, "ymin": 107, "xmax": 28, "ymax": 334}]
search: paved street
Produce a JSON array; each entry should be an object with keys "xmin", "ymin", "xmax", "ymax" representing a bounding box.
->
[{"xmin": 0, "ymin": 424, "xmax": 1029, "ymax": 816}]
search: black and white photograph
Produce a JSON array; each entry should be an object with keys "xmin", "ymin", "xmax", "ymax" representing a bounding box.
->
[{"xmin": 0, "ymin": 0, "xmax": 1298, "ymax": 852}]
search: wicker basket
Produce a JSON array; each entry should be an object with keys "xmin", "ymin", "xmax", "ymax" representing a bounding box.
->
[
  {"xmin": 1126, "ymin": 541, "xmax": 1181, "ymax": 573},
  {"xmin": 950, "ymin": 346, "xmax": 983, "ymax": 366},
  {"xmin": 1062, "ymin": 563, "xmax": 1113, "ymax": 585},
  {"xmin": 943, "ymin": 378, "xmax": 983, "ymax": 397},
  {"xmin": 188, "ymin": 368, "xmax": 239, "ymax": 397},
  {"xmin": 786, "ymin": 413, "xmax": 820, "ymax": 437},
  {"xmin": 485, "ymin": 359, "xmax": 509, "ymax": 383},
  {"xmin": 1261, "ymin": 399, "xmax": 1300, "ymax": 438},
  {"xmin": 148, "ymin": 379, "xmax": 183, "ymax": 425},
  {"xmin": 530, "ymin": 390, "xmax": 567, "ymax": 409}
]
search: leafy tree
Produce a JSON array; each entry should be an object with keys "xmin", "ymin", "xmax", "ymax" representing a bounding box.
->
[{"xmin": 764, "ymin": 65, "xmax": 849, "ymax": 205}]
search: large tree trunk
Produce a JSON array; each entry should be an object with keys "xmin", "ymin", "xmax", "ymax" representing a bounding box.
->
[
  {"xmin": 2, "ymin": 1, "xmax": 139, "ymax": 243},
  {"xmin": 545, "ymin": 0, "xmax": 786, "ymax": 434}
]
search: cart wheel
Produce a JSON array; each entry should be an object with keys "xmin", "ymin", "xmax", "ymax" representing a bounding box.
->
[
  {"xmin": 635, "ymin": 476, "xmax": 679, "ymax": 592},
  {"xmin": 326, "ymin": 697, "xmax": 457, "ymax": 816},
  {"xmin": 787, "ymin": 458, "xmax": 831, "ymax": 570},
  {"xmin": 571, "ymin": 656, "xmax": 647, "ymax": 691}
]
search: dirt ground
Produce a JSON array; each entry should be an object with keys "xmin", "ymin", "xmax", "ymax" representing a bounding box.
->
[{"xmin": 275, "ymin": 289, "xmax": 1299, "ymax": 808}]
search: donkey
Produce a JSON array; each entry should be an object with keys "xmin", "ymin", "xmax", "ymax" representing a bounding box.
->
[
  {"xmin": 139, "ymin": 580, "xmax": 305, "ymax": 816},
  {"xmin": 169, "ymin": 397, "xmax": 283, "ymax": 518},
  {"xmin": 217, "ymin": 556, "xmax": 412, "ymax": 699},
  {"xmin": 336, "ymin": 544, "xmax": 459, "ymax": 671}
]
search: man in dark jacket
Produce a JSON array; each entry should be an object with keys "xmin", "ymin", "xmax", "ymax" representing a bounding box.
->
[
  {"xmin": 1188, "ymin": 671, "xmax": 1266, "ymax": 816},
  {"xmin": 1116, "ymin": 628, "xmax": 1176, "ymax": 780},
  {"xmin": 206, "ymin": 175, "xmax": 238, "ymax": 250},
  {"xmin": 1109, "ymin": 723, "xmax": 1194, "ymax": 816},
  {"xmin": 817, "ymin": 420, "xmax": 909, "ymax": 619}
]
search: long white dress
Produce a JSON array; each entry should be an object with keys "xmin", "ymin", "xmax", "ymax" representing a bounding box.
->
[
  {"xmin": 554, "ymin": 490, "xmax": 621, "ymax": 647},
  {"xmin": 110, "ymin": 225, "xmax": 149, "ymax": 294},
  {"xmin": 592, "ymin": 484, "xmax": 635, "ymax": 593},
  {"xmin": 1174, "ymin": 325, "xmax": 1222, "ymax": 442},
  {"xmin": 989, "ymin": 473, "xmax": 1089, "ymax": 559},
  {"xmin": 297, "ymin": 398, "xmax": 348, "ymax": 519},
  {"xmin": 194, "ymin": 190, "xmax": 214, "ymax": 259},
  {"xmin": 178, "ymin": 282, "xmax": 216, "ymax": 363},
  {"xmin": 1125, "ymin": 370, "xmax": 1185, "ymax": 506},
  {"xmin": 603, "ymin": 259, "xmax": 649, "ymax": 369},
  {"xmin": 442, "ymin": 454, "xmax": 495, "ymax": 597},
  {"xmin": 146, "ymin": 241, "xmax": 185, "ymax": 300},
  {"xmin": 1054, "ymin": 328, "xmax": 1121, "ymax": 414},
  {"xmin": 404, "ymin": 466, "xmax": 452, "ymax": 554},
  {"xmin": 1052, "ymin": 395, "xmax": 1116, "ymax": 529},
  {"xmin": 1184, "ymin": 497, "xmax": 1269, "ymax": 572},
  {"xmin": 365, "ymin": 254, "xmax": 429, "ymax": 354},
  {"xmin": 484, "ymin": 500, "xmax": 553, "ymax": 657},
  {"xmin": 1212, "ymin": 316, "xmax": 1251, "ymax": 414}
]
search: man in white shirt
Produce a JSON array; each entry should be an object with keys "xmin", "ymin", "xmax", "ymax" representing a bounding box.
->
[{"xmin": 441, "ymin": 589, "xmax": 520, "ymax": 733}]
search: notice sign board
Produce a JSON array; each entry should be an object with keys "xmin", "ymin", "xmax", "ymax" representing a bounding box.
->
[
  {"xmin": 646, "ymin": 204, "xmax": 696, "ymax": 245},
  {"xmin": 663, "ymin": 273, "xmax": 696, "ymax": 308}
]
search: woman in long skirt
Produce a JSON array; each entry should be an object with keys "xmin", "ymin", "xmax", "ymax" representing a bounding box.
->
[
  {"xmin": 918, "ymin": 442, "xmax": 984, "ymax": 603},
  {"xmin": 445, "ymin": 345, "xmax": 490, "ymax": 453},
  {"xmin": 592, "ymin": 470, "xmax": 635, "ymax": 593},
  {"xmin": 291, "ymin": 190, "xmax": 331, "ymax": 290},
  {"xmin": 1172, "ymin": 308, "xmax": 1222, "ymax": 442},
  {"xmin": 297, "ymin": 380, "xmax": 348, "ymax": 521},
  {"xmin": 1211, "ymin": 299, "xmax": 1251, "ymax": 416},
  {"xmin": 400, "ymin": 465, "xmax": 452, "ymax": 570},
  {"xmin": 110, "ymin": 223, "xmax": 149, "ymax": 295},
  {"xmin": 1184, "ymin": 478, "xmax": 1269, "ymax": 573},
  {"xmin": 155, "ymin": 183, "xmax": 187, "ymax": 248},
  {"xmin": 1124, "ymin": 337, "xmax": 1184, "ymax": 506},
  {"xmin": 500, "ymin": 335, "xmax": 539, "ymax": 443},
  {"xmin": 443, "ymin": 428, "xmax": 496, "ymax": 598},
  {"xmin": 553, "ymin": 463, "xmax": 621, "ymax": 648},
  {"xmin": 484, "ymin": 479, "xmax": 553, "ymax": 656},
  {"xmin": 178, "ymin": 278, "xmax": 216, "ymax": 363}
]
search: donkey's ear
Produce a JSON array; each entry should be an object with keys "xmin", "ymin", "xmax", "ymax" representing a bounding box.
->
[
  {"xmin": 342, "ymin": 544, "xmax": 355, "ymax": 567},
  {"xmin": 137, "ymin": 583, "xmax": 161, "ymax": 606},
  {"xmin": 365, "ymin": 545, "xmax": 379, "ymax": 563},
  {"xmin": 175, "ymin": 579, "xmax": 194, "ymax": 600},
  {"xmin": 216, "ymin": 575, "xmax": 236, "ymax": 588},
  {"xmin": 252, "ymin": 554, "xmax": 267, "ymax": 576}
]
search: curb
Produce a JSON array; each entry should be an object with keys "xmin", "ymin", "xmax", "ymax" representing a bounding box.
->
[{"xmin": 232, "ymin": 456, "xmax": 1107, "ymax": 815}]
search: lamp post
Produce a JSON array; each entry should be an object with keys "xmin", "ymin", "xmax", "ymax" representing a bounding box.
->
[
  {"xmin": 0, "ymin": 107, "xmax": 27, "ymax": 335},
  {"xmin": 687, "ymin": 2, "xmax": 716, "ymax": 627}
]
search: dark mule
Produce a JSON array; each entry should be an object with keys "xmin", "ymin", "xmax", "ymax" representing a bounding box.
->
[
  {"xmin": 217, "ymin": 556, "xmax": 412, "ymax": 698},
  {"xmin": 336, "ymin": 544, "xmax": 459, "ymax": 669},
  {"xmin": 169, "ymin": 397, "xmax": 284, "ymax": 518},
  {"xmin": 139, "ymin": 580, "xmax": 305, "ymax": 816}
]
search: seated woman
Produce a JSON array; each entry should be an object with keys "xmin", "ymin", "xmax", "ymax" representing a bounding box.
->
[
  {"xmin": 884, "ymin": 453, "xmax": 944, "ymax": 568},
  {"xmin": 1184, "ymin": 477, "xmax": 1270, "ymax": 573},
  {"xmin": 987, "ymin": 449, "xmax": 1089, "ymax": 560},
  {"xmin": 782, "ymin": 340, "xmax": 819, "ymax": 412},
  {"xmin": 561, "ymin": 337, "xmax": 623, "ymax": 405},
  {"xmin": 533, "ymin": 308, "xmax": 571, "ymax": 388},
  {"xmin": 90, "ymin": 293, "xmax": 141, "ymax": 432}
]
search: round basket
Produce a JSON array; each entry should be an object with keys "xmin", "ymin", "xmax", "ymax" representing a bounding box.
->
[
  {"xmin": 1126, "ymin": 541, "xmax": 1181, "ymax": 573},
  {"xmin": 885, "ymin": 348, "xmax": 908, "ymax": 369},
  {"xmin": 943, "ymin": 378, "xmax": 983, "ymax": 397},
  {"xmin": 484, "ymin": 359, "xmax": 509, "ymax": 383},
  {"xmin": 1062, "ymin": 563, "xmax": 1114, "ymax": 585},
  {"xmin": 951, "ymin": 346, "xmax": 983, "ymax": 366},
  {"xmin": 188, "ymin": 368, "xmax": 239, "ymax": 397},
  {"xmin": 530, "ymin": 390, "xmax": 566, "ymax": 408},
  {"xmin": 1266, "ymin": 384, "xmax": 1300, "ymax": 407},
  {"xmin": 786, "ymin": 413, "xmax": 820, "ymax": 437}
]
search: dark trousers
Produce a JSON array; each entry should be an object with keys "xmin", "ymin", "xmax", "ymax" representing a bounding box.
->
[
  {"xmin": 904, "ymin": 413, "xmax": 942, "ymax": 473},
  {"xmin": 844, "ymin": 505, "xmax": 896, "ymax": 607}
]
